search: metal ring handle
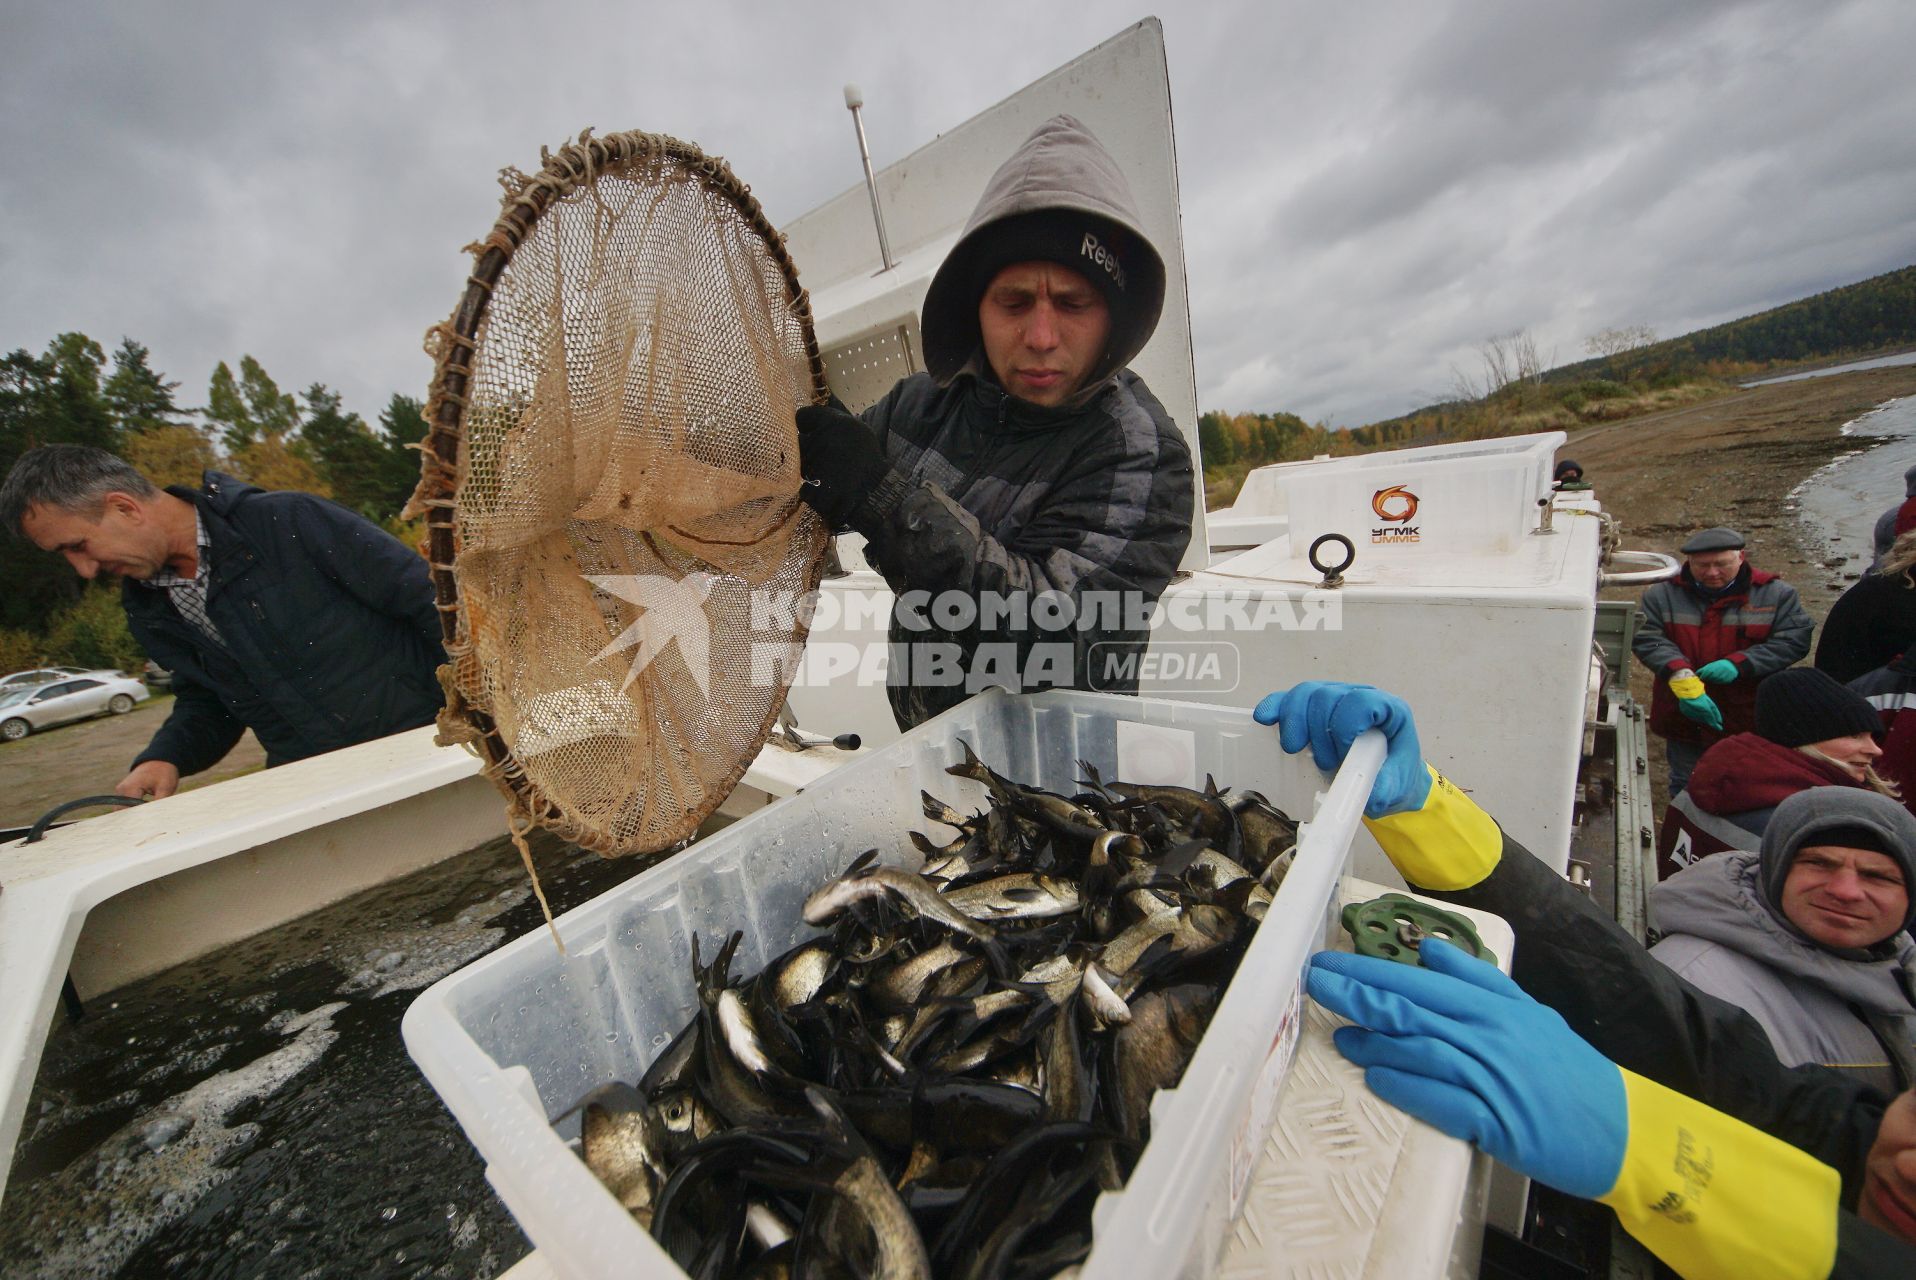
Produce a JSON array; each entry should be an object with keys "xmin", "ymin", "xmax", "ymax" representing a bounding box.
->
[
  {"xmin": 1598, "ymin": 549, "xmax": 1681, "ymax": 587},
  {"xmin": 1308, "ymin": 533, "xmax": 1356, "ymax": 587}
]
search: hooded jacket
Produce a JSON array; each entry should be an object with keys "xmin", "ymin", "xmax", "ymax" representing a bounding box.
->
[
  {"xmin": 121, "ymin": 472, "xmax": 447, "ymax": 774},
  {"xmin": 1817, "ymin": 566, "xmax": 1916, "ymax": 684},
  {"xmin": 1650, "ymin": 850, "xmax": 1916, "ymax": 1094},
  {"xmin": 1632, "ymin": 561, "xmax": 1814, "ymax": 743},
  {"xmin": 1851, "ymin": 653, "xmax": 1916, "ymax": 818},
  {"xmin": 1656, "ymin": 731, "xmax": 1868, "ymax": 878},
  {"xmin": 850, "ymin": 116, "xmax": 1193, "ymax": 729}
]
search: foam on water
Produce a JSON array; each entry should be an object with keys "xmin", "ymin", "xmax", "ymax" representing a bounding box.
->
[
  {"xmin": 333, "ymin": 882, "xmax": 532, "ymax": 1000},
  {"xmin": 0, "ymin": 828, "xmax": 668, "ymax": 1278},
  {"xmin": 0, "ymin": 1005, "xmax": 343, "ymax": 1279}
]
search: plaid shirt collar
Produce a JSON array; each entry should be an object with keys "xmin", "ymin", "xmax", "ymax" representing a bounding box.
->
[{"xmin": 140, "ymin": 509, "xmax": 211, "ymax": 591}]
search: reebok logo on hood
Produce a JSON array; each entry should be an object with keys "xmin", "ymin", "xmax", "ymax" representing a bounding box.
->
[{"xmin": 1080, "ymin": 231, "xmax": 1126, "ymax": 291}]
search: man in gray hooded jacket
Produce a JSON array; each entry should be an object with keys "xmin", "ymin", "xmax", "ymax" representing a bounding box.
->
[
  {"xmin": 1651, "ymin": 787, "xmax": 1916, "ymax": 1094},
  {"xmin": 795, "ymin": 115, "xmax": 1195, "ymax": 728}
]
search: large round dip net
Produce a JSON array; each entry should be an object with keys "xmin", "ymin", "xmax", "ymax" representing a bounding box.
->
[{"xmin": 410, "ymin": 130, "xmax": 828, "ymax": 868}]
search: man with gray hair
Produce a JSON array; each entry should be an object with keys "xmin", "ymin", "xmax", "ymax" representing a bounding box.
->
[
  {"xmin": 1, "ymin": 444, "xmax": 445, "ymax": 799},
  {"xmin": 1633, "ymin": 525, "xmax": 1815, "ymax": 795}
]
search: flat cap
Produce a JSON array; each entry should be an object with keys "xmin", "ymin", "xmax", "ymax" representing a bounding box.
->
[{"xmin": 1681, "ymin": 527, "xmax": 1746, "ymax": 554}]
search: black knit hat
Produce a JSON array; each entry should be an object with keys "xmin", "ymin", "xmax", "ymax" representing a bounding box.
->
[
  {"xmin": 1553, "ymin": 459, "xmax": 1583, "ymax": 481},
  {"xmin": 1754, "ymin": 667, "xmax": 1882, "ymax": 747},
  {"xmin": 961, "ymin": 208, "xmax": 1145, "ymax": 340}
]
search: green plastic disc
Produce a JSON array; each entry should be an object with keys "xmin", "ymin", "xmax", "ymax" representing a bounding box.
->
[{"xmin": 1339, "ymin": 893, "xmax": 1496, "ymax": 968}]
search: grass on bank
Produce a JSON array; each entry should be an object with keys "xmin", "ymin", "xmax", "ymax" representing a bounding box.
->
[{"xmin": 1202, "ymin": 376, "xmax": 1732, "ymax": 509}]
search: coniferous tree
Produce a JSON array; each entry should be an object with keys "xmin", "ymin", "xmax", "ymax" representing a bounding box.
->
[
  {"xmin": 123, "ymin": 424, "xmax": 218, "ymax": 490},
  {"xmin": 206, "ymin": 355, "xmax": 299, "ymax": 451},
  {"xmin": 375, "ymin": 394, "xmax": 428, "ymax": 514},
  {"xmin": 0, "ymin": 335, "xmax": 122, "ymax": 630},
  {"xmin": 300, "ymin": 383, "xmax": 388, "ymax": 515},
  {"xmin": 102, "ymin": 338, "xmax": 188, "ymax": 435}
]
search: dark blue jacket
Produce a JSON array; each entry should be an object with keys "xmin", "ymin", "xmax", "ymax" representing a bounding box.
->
[{"xmin": 122, "ymin": 472, "xmax": 446, "ymax": 774}]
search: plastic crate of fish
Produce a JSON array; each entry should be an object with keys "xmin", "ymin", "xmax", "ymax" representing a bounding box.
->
[{"xmin": 404, "ymin": 686, "xmax": 1381, "ymax": 1279}]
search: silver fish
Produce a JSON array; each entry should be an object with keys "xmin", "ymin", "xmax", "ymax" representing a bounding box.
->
[
  {"xmin": 803, "ymin": 866, "xmax": 998, "ymax": 942},
  {"xmin": 944, "ymin": 873, "xmax": 1081, "ymax": 921},
  {"xmin": 769, "ymin": 940, "xmax": 835, "ymax": 1009},
  {"xmin": 1080, "ymin": 963, "xmax": 1131, "ymax": 1026},
  {"xmin": 870, "ymin": 939, "xmax": 971, "ymax": 1013}
]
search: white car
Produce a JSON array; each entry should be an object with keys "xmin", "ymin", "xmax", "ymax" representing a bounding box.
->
[
  {"xmin": 0, "ymin": 665, "xmax": 122, "ymax": 692},
  {"xmin": 0, "ymin": 675, "xmax": 150, "ymax": 741}
]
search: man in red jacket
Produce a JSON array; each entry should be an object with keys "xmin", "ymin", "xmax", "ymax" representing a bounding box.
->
[{"xmin": 1634, "ymin": 527, "xmax": 1815, "ymax": 795}]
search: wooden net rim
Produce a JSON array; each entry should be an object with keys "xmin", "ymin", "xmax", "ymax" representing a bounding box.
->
[{"xmin": 407, "ymin": 128, "xmax": 830, "ymax": 857}]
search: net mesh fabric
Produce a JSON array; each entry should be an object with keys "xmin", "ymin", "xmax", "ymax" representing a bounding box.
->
[{"xmin": 412, "ymin": 130, "xmax": 827, "ymax": 857}]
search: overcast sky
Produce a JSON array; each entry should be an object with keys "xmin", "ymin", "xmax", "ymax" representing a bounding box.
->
[{"xmin": 4, "ymin": 0, "xmax": 1913, "ymax": 430}]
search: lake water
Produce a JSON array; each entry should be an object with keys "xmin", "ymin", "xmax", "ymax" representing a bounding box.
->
[
  {"xmin": 1789, "ymin": 394, "xmax": 1916, "ymax": 567},
  {"xmin": 1745, "ymin": 349, "xmax": 1916, "ymax": 387},
  {"xmin": 0, "ymin": 829, "xmax": 668, "ymax": 1279}
]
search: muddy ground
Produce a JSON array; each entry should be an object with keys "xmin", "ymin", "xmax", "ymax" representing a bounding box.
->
[
  {"xmin": 1572, "ymin": 363, "xmax": 1916, "ymax": 809},
  {"xmin": 0, "ymin": 695, "xmax": 266, "ymax": 831}
]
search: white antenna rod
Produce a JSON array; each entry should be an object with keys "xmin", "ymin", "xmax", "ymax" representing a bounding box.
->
[{"xmin": 843, "ymin": 84, "xmax": 896, "ymax": 272}]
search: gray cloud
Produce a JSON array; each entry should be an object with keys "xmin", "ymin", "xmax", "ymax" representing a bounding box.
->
[{"xmin": 4, "ymin": 0, "xmax": 1913, "ymax": 434}]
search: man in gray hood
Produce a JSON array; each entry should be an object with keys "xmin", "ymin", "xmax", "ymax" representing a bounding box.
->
[
  {"xmin": 794, "ymin": 114, "xmax": 1194, "ymax": 728},
  {"xmin": 1651, "ymin": 787, "xmax": 1916, "ymax": 1093}
]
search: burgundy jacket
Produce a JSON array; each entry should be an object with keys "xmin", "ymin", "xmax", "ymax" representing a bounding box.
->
[{"xmin": 1655, "ymin": 732, "xmax": 1865, "ymax": 880}]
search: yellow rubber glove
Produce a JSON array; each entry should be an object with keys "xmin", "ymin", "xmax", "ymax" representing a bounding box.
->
[
  {"xmin": 1602, "ymin": 1068, "xmax": 1839, "ymax": 1280},
  {"xmin": 1364, "ymin": 765, "xmax": 1503, "ymax": 891}
]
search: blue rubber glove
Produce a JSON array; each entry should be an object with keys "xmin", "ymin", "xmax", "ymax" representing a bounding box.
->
[
  {"xmin": 1253, "ymin": 682, "xmax": 1430, "ymax": 818},
  {"xmin": 1676, "ymin": 692, "xmax": 1724, "ymax": 731},
  {"xmin": 1694, "ymin": 659, "xmax": 1738, "ymax": 684},
  {"xmin": 1307, "ymin": 938, "xmax": 1627, "ymax": 1198}
]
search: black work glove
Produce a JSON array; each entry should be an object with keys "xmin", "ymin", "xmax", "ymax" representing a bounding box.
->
[{"xmin": 795, "ymin": 402, "xmax": 902, "ymax": 533}]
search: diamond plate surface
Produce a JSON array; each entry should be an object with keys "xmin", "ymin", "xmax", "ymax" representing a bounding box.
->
[
  {"xmin": 1219, "ymin": 999, "xmax": 1412, "ymax": 1279},
  {"xmin": 1218, "ymin": 883, "xmax": 1511, "ymax": 1279}
]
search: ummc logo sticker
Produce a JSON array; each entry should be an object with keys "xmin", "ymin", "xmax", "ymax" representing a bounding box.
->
[
  {"xmin": 1371, "ymin": 485, "xmax": 1419, "ymax": 522},
  {"xmin": 1370, "ymin": 485, "xmax": 1421, "ymax": 544}
]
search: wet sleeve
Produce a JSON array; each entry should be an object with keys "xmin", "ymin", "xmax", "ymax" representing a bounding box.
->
[
  {"xmin": 875, "ymin": 432, "xmax": 1192, "ymax": 601},
  {"xmin": 858, "ymin": 420, "xmax": 1193, "ymax": 693}
]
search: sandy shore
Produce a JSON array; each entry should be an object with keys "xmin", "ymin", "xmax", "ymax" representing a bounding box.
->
[{"xmin": 1571, "ymin": 363, "xmax": 1916, "ymax": 806}]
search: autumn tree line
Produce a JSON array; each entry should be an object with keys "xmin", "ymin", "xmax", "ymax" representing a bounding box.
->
[
  {"xmin": 0, "ymin": 332, "xmax": 426, "ymax": 673},
  {"xmin": 1202, "ymin": 263, "xmax": 1916, "ymax": 506}
]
